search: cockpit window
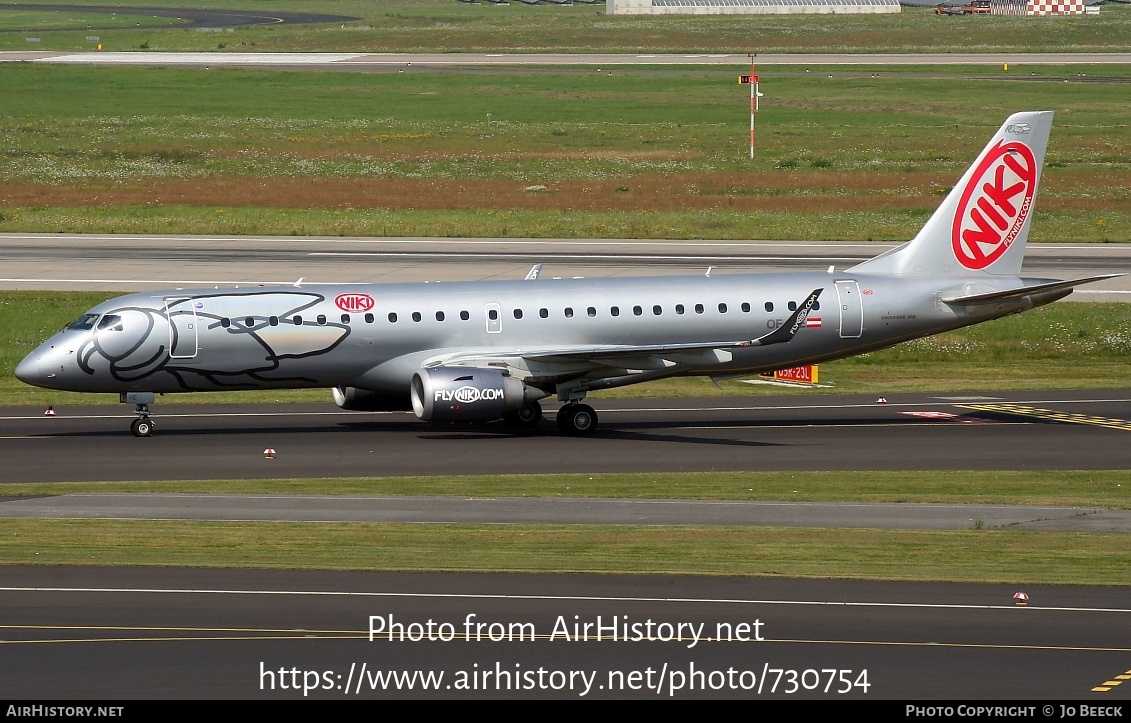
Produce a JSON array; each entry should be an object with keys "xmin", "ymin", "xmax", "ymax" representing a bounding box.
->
[
  {"xmin": 97, "ymin": 314, "xmax": 124, "ymax": 332},
  {"xmin": 67, "ymin": 314, "xmax": 100, "ymax": 331}
]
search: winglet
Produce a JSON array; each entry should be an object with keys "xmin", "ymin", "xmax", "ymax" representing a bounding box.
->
[{"xmin": 741, "ymin": 288, "xmax": 823, "ymax": 347}]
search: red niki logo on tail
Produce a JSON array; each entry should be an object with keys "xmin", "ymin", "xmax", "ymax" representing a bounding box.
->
[{"xmin": 951, "ymin": 140, "xmax": 1037, "ymax": 270}]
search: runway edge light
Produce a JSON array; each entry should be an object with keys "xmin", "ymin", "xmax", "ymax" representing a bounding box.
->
[
  {"xmin": 44, "ymin": 406, "xmax": 55, "ymax": 416},
  {"xmin": 1013, "ymin": 592, "xmax": 1029, "ymax": 606},
  {"xmin": 263, "ymin": 448, "xmax": 276, "ymax": 460}
]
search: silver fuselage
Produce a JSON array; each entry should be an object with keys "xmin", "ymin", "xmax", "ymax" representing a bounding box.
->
[{"xmin": 15, "ymin": 270, "xmax": 1062, "ymax": 397}]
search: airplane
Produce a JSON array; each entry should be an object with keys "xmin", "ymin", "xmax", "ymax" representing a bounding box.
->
[{"xmin": 15, "ymin": 111, "xmax": 1117, "ymax": 437}]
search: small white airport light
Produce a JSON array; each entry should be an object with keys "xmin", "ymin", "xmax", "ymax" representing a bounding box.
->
[
  {"xmin": 44, "ymin": 406, "xmax": 56, "ymax": 416},
  {"xmin": 263, "ymin": 448, "xmax": 277, "ymax": 460},
  {"xmin": 1013, "ymin": 592, "xmax": 1029, "ymax": 606}
]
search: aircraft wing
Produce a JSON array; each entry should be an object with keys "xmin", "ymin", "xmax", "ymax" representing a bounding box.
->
[
  {"xmin": 427, "ymin": 288, "xmax": 822, "ymax": 371},
  {"xmin": 941, "ymin": 275, "xmax": 1121, "ymax": 306}
]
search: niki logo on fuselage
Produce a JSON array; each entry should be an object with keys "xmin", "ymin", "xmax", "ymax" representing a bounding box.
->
[
  {"xmin": 435, "ymin": 386, "xmax": 506, "ymax": 404},
  {"xmin": 335, "ymin": 293, "xmax": 375, "ymax": 313},
  {"xmin": 952, "ymin": 141, "xmax": 1037, "ymax": 270}
]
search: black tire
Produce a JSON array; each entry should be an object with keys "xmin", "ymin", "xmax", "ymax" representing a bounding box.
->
[
  {"xmin": 131, "ymin": 418, "xmax": 153, "ymax": 437},
  {"xmin": 561, "ymin": 404, "xmax": 598, "ymax": 436},
  {"xmin": 503, "ymin": 401, "xmax": 543, "ymax": 429}
]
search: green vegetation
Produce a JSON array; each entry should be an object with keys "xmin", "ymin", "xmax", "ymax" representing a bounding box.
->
[
  {"xmin": 0, "ymin": 519, "xmax": 1125, "ymax": 584},
  {"xmin": 0, "ymin": 64, "xmax": 1127, "ymax": 241},
  {"xmin": 0, "ymin": 0, "xmax": 1129, "ymax": 53},
  {"xmin": 3, "ymin": 291, "xmax": 1129, "ymax": 404},
  {"xmin": 3, "ymin": 470, "xmax": 1127, "ymax": 508}
]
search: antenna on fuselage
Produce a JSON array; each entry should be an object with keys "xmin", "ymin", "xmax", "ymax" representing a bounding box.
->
[
  {"xmin": 705, "ymin": 266, "xmax": 713, "ymax": 277},
  {"xmin": 294, "ymin": 277, "xmax": 305, "ymax": 288},
  {"xmin": 525, "ymin": 264, "xmax": 543, "ymax": 281}
]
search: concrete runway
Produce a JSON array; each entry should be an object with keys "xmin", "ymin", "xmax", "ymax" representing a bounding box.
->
[
  {"xmin": 4, "ymin": 492, "xmax": 1127, "ymax": 532},
  {"xmin": 1, "ymin": 566, "xmax": 1128, "ymax": 699},
  {"xmin": 2, "ymin": 233, "xmax": 1128, "ymax": 299},
  {"xmin": 4, "ymin": 50, "xmax": 1131, "ymax": 67}
]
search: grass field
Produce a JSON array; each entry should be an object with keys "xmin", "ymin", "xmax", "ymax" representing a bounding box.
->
[
  {"xmin": 0, "ymin": 0, "xmax": 1130, "ymax": 53},
  {"xmin": 1, "ymin": 519, "xmax": 1127, "ymax": 584},
  {"xmin": 0, "ymin": 64, "xmax": 1128, "ymax": 241}
]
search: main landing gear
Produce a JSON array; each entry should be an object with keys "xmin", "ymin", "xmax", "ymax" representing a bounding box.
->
[{"xmin": 556, "ymin": 403, "xmax": 598, "ymax": 436}]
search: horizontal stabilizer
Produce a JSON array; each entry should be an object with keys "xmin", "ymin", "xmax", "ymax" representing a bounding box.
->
[{"xmin": 941, "ymin": 274, "xmax": 1120, "ymax": 306}]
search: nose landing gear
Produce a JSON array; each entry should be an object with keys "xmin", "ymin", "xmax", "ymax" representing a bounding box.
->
[
  {"xmin": 130, "ymin": 413, "xmax": 154, "ymax": 438},
  {"xmin": 121, "ymin": 392, "xmax": 156, "ymax": 437}
]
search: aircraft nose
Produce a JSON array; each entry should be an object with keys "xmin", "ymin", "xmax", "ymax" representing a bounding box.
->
[{"xmin": 15, "ymin": 348, "xmax": 64, "ymax": 387}]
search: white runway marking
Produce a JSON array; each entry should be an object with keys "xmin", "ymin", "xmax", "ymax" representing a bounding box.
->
[
  {"xmin": 38, "ymin": 52, "xmax": 367, "ymax": 65},
  {"xmin": 0, "ymin": 585, "xmax": 1127, "ymax": 614}
]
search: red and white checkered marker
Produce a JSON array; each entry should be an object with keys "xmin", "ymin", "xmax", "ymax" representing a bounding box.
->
[
  {"xmin": 263, "ymin": 448, "xmax": 276, "ymax": 460},
  {"xmin": 876, "ymin": 397, "xmax": 887, "ymax": 404},
  {"xmin": 44, "ymin": 407, "xmax": 55, "ymax": 416},
  {"xmin": 1013, "ymin": 592, "xmax": 1029, "ymax": 606}
]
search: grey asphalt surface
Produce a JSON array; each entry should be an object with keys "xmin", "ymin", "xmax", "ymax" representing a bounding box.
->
[
  {"xmin": 4, "ymin": 391, "xmax": 1130, "ymax": 479},
  {"xmin": 1, "ymin": 233, "xmax": 1128, "ymax": 299},
  {"xmin": 4, "ymin": 51, "xmax": 1131, "ymax": 66},
  {"xmin": 3, "ymin": 493, "xmax": 1126, "ymax": 532},
  {"xmin": 0, "ymin": 3, "xmax": 357, "ymax": 32},
  {"xmin": 1, "ymin": 567, "xmax": 1128, "ymax": 699}
]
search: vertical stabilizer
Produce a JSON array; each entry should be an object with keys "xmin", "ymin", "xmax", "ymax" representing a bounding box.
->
[{"xmin": 849, "ymin": 111, "xmax": 1053, "ymax": 277}]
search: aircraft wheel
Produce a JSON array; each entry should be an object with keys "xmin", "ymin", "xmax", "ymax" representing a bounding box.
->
[
  {"xmin": 503, "ymin": 401, "xmax": 543, "ymax": 429},
  {"xmin": 560, "ymin": 404, "xmax": 598, "ymax": 436},
  {"xmin": 131, "ymin": 418, "xmax": 154, "ymax": 438}
]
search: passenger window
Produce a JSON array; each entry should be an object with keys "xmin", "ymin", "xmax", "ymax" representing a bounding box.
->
[
  {"xmin": 342, "ymin": 314, "xmax": 350, "ymax": 324},
  {"xmin": 695, "ymin": 304, "xmax": 704, "ymax": 314},
  {"xmin": 813, "ymin": 301, "xmax": 821, "ymax": 311},
  {"xmin": 488, "ymin": 309, "xmax": 498, "ymax": 321},
  {"xmin": 412, "ymin": 312, "xmax": 422, "ymax": 322},
  {"xmin": 611, "ymin": 306, "xmax": 620, "ymax": 317},
  {"xmin": 245, "ymin": 317, "xmax": 255, "ymax": 327},
  {"xmin": 633, "ymin": 306, "xmax": 642, "ymax": 316},
  {"xmin": 587, "ymin": 307, "xmax": 596, "ymax": 318},
  {"xmin": 436, "ymin": 311, "xmax": 445, "ymax": 322},
  {"xmin": 564, "ymin": 307, "xmax": 574, "ymax": 318},
  {"xmin": 653, "ymin": 305, "xmax": 662, "ymax": 316},
  {"xmin": 765, "ymin": 302, "xmax": 774, "ymax": 313},
  {"xmin": 460, "ymin": 310, "xmax": 469, "ymax": 321},
  {"xmin": 293, "ymin": 316, "xmax": 303, "ymax": 326},
  {"xmin": 788, "ymin": 301, "xmax": 797, "ymax": 312},
  {"xmin": 270, "ymin": 316, "xmax": 279, "ymax": 326},
  {"xmin": 675, "ymin": 304, "xmax": 685, "ymax": 315},
  {"xmin": 317, "ymin": 315, "xmax": 327, "ymax": 325},
  {"xmin": 514, "ymin": 309, "xmax": 523, "ymax": 320},
  {"xmin": 221, "ymin": 318, "xmax": 231, "ymax": 328},
  {"xmin": 388, "ymin": 312, "xmax": 398, "ymax": 323},
  {"xmin": 539, "ymin": 308, "xmax": 548, "ymax": 319},
  {"xmin": 718, "ymin": 303, "xmax": 727, "ymax": 314},
  {"xmin": 741, "ymin": 302, "xmax": 750, "ymax": 313},
  {"xmin": 364, "ymin": 313, "xmax": 374, "ymax": 324}
]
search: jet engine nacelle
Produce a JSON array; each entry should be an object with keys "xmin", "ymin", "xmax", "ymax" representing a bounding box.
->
[
  {"xmin": 332, "ymin": 386, "xmax": 411, "ymax": 412},
  {"xmin": 410, "ymin": 366, "xmax": 528, "ymax": 422}
]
